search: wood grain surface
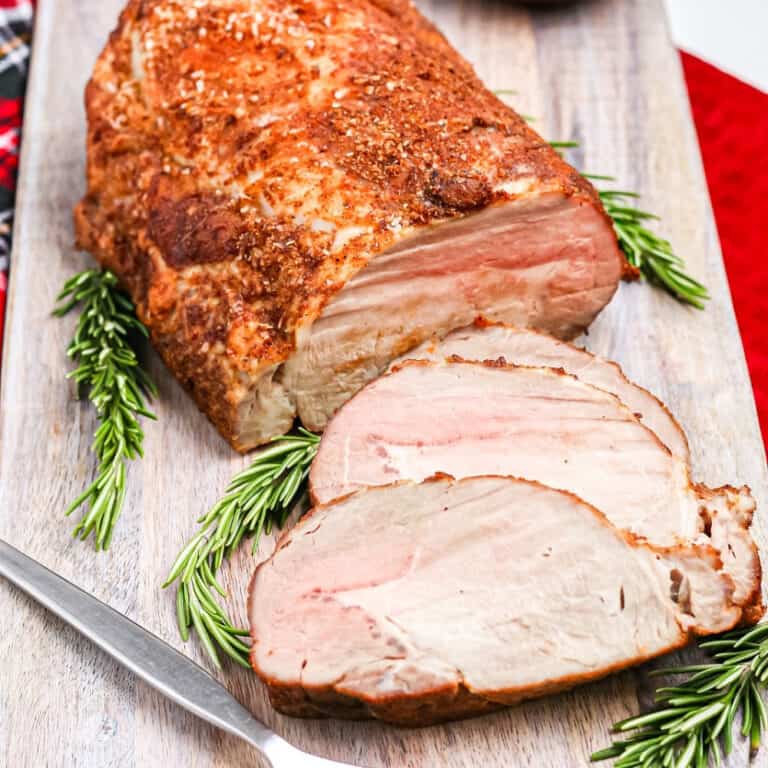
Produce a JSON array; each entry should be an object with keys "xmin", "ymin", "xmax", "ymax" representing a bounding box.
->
[{"xmin": 1, "ymin": 1, "xmax": 766, "ymax": 766}]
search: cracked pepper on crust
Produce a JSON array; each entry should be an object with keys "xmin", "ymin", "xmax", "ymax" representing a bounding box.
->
[{"xmin": 75, "ymin": 0, "xmax": 625, "ymax": 451}]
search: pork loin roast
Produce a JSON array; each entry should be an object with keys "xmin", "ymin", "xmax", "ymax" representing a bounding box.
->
[
  {"xmin": 250, "ymin": 475, "xmax": 746, "ymax": 725},
  {"xmin": 76, "ymin": 0, "xmax": 624, "ymax": 450},
  {"xmin": 310, "ymin": 360, "xmax": 761, "ymax": 615},
  {"xmin": 394, "ymin": 320, "xmax": 689, "ymax": 460}
]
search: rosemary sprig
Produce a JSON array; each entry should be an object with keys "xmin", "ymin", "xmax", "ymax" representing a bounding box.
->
[
  {"xmin": 162, "ymin": 429, "xmax": 320, "ymax": 668},
  {"xmin": 54, "ymin": 268, "xmax": 156, "ymax": 550},
  {"xmin": 593, "ymin": 623, "xmax": 768, "ymax": 766},
  {"xmin": 585, "ymin": 176, "xmax": 710, "ymax": 309}
]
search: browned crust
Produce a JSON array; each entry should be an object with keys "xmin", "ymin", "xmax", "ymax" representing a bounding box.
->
[
  {"xmin": 75, "ymin": 0, "xmax": 624, "ymax": 449},
  {"xmin": 694, "ymin": 480, "xmax": 764, "ymax": 624},
  {"xmin": 622, "ymin": 260, "xmax": 642, "ymax": 281},
  {"xmin": 250, "ymin": 474, "xmax": 758, "ymax": 726}
]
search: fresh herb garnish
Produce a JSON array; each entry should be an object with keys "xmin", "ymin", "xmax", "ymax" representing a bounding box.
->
[
  {"xmin": 163, "ymin": 429, "xmax": 319, "ymax": 668},
  {"xmin": 54, "ymin": 268, "xmax": 156, "ymax": 549},
  {"xmin": 593, "ymin": 623, "xmax": 768, "ymax": 766},
  {"xmin": 587, "ymin": 178, "xmax": 710, "ymax": 309}
]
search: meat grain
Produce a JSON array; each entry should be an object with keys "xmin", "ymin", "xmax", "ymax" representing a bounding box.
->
[
  {"xmin": 310, "ymin": 360, "xmax": 761, "ymax": 615},
  {"xmin": 393, "ymin": 320, "xmax": 689, "ymax": 459},
  {"xmin": 250, "ymin": 475, "xmax": 746, "ymax": 725}
]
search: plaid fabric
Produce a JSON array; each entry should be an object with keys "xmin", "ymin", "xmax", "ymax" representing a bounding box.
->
[
  {"xmin": 0, "ymin": 4, "xmax": 764, "ymax": 450},
  {"xmin": 0, "ymin": 0, "xmax": 33, "ymax": 341}
]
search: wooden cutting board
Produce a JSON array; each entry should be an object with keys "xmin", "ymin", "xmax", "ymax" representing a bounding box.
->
[{"xmin": 1, "ymin": 1, "xmax": 766, "ymax": 766}]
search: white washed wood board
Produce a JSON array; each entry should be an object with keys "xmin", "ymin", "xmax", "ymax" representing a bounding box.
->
[{"xmin": 1, "ymin": 1, "xmax": 766, "ymax": 766}]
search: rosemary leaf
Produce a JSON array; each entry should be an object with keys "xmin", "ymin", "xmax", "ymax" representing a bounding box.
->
[
  {"xmin": 54, "ymin": 268, "xmax": 156, "ymax": 550},
  {"xmin": 163, "ymin": 428, "xmax": 319, "ymax": 668},
  {"xmin": 593, "ymin": 623, "xmax": 768, "ymax": 765},
  {"xmin": 597, "ymin": 185, "xmax": 710, "ymax": 309}
]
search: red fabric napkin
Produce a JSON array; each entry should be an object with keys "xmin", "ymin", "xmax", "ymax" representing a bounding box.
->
[{"xmin": 682, "ymin": 52, "xmax": 768, "ymax": 446}]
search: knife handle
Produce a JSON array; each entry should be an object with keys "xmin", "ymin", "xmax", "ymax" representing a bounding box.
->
[{"xmin": 0, "ymin": 539, "xmax": 358, "ymax": 768}]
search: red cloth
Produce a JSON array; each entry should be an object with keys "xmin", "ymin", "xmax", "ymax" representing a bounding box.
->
[{"xmin": 682, "ymin": 52, "xmax": 768, "ymax": 446}]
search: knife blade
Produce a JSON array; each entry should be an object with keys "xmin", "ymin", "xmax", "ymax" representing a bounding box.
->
[{"xmin": 0, "ymin": 539, "xmax": 362, "ymax": 768}]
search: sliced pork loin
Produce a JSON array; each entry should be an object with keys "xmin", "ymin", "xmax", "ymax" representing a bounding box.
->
[
  {"xmin": 394, "ymin": 321, "xmax": 689, "ymax": 460},
  {"xmin": 310, "ymin": 360, "xmax": 761, "ymax": 616},
  {"xmin": 76, "ymin": 0, "xmax": 624, "ymax": 451},
  {"xmin": 250, "ymin": 475, "xmax": 744, "ymax": 725}
]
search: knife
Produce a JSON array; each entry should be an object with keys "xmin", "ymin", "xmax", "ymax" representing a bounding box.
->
[{"xmin": 0, "ymin": 539, "xmax": 362, "ymax": 768}]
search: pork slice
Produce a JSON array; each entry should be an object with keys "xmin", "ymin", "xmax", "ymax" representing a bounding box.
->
[
  {"xmin": 309, "ymin": 360, "xmax": 761, "ymax": 614},
  {"xmin": 250, "ymin": 475, "xmax": 744, "ymax": 725},
  {"xmin": 76, "ymin": 0, "xmax": 624, "ymax": 451},
  {"xmin": 393, "ymin": 321, "xmax": 689, "ymax": 459}
]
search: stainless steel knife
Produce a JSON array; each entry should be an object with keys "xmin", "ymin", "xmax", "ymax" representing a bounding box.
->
[{"xmin": 0, "ymin": 539, "xmax": 362, "ymax": 768}]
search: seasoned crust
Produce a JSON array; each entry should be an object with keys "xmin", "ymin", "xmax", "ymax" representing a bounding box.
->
[{"xmin": 75, "ymin": 0, "xmax": 623, "ymax": 449}]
